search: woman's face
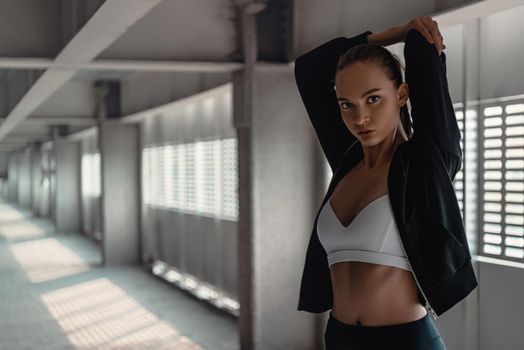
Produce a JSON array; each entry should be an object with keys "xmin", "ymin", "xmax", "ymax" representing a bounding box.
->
[{"xmin": 334, "ymin": 61, "xmax": 409, "ymax": 144}]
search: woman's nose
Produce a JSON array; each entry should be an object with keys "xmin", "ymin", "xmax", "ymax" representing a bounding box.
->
[{"xmin": 354, "ymin": 113, "xmax": 369, "ymax": 125}]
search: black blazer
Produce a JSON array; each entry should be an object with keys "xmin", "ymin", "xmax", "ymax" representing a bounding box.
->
[{"xmin": 294, "ymin": 29, "xmax": 478, "ymax": 319}]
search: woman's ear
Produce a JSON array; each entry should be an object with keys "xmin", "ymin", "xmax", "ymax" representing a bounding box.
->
[{"xmin": 398, "ymin": 82, "xmax": 409, "ymax": 106}]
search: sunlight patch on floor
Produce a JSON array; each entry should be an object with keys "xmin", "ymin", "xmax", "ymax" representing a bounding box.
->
[
  {"xmin": 0, "ymin": 221, "xmax": 48, "ymax": 241},
  {"xmin": 0, "ymin": 205, "xmax": 26, "ymax": 222},
  {"xmin": 41, "ymin": 278, "xmax": 204, "ymax": 349},
  {"xmin": 9, "ymin": 238, "xmax": 91, "ymax": 283}
]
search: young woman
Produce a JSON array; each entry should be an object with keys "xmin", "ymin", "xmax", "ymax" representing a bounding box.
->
[{"xmin": 295, "ymin": 16, "xmax": 478, "ymax": 349}]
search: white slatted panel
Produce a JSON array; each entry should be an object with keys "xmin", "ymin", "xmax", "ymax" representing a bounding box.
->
[
  {"xmin": 221, "ymin": 138, "xmax": 238, "ymax": 219},
  {"xmin": 81, "ymin": 153, "xmax": 101, "ymax": 197},
  {"xmin": 184, "ymin": 143, "xmax": 196, "ymax": 212},
  {"xmin": 454, "ymin": 108, "xmax": 465, "ymax": 216},
  {"xmin": 142, "ymin": 138, "xmax": 238, "ymax": 220},
  {"xmin": 481, "ymin": 102, "xmax": 524, "ymax": 260}
]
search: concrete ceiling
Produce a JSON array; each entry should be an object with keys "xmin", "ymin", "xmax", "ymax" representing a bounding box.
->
[
  {"xmin": 0, "ymin": 0, "xmax": 523, "ymax": 154},
  {"xmin": 0, "ymin": 0, "xmax": 258, "ymax": 153}
]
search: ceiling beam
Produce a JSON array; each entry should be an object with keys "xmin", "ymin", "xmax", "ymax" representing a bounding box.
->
[
  {"xmin": 0, "ymin": 57, "xmax": 244, "ymax": 72},
  {"xmin": 1, "ymin": 137, "xmax": 48, "ymax": 143},
  {"xmin": 0, "ymin": 117, "xmax": 97, "ymax": 126}
]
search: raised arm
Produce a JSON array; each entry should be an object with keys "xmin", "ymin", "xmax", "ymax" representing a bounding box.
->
[
  {"xmin": 404, "ymin": 28, "xmax": 462, "ymax": 179},
  {"xmin": 294, "ymin": 30, "xmax": 373, "ymax": 173}
]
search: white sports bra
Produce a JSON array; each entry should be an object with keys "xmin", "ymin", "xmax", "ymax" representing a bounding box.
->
[{"xmin": 317, "ymin": 193, "xmax": 412, "ymax": 271}]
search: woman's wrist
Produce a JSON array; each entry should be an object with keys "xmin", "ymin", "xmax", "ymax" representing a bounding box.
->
[{"xmin": 366, "ymin": 25, "xmax": 402, "ymax": 46}]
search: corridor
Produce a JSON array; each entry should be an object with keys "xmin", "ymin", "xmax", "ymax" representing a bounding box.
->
[{"xmin": 0, "ymin": 201, "xmax": 238, "ymax": 350}]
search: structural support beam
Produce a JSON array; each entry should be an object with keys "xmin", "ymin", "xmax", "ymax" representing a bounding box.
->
[
  {"xmin": 0, "ymin": 57, "xmax": 244, "ymax": 72},
  {"xmin": 0, "ymin": 117, "xmax": 97, "ymax": 126}
]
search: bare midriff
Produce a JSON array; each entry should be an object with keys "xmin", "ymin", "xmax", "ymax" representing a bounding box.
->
[
  {"xmin": 328, "ymin": 136, "xmax": 427, "ymax": 326},
  {"xmin": 330, "ymin": 261, "xmax": 427, "ymax": 326}
]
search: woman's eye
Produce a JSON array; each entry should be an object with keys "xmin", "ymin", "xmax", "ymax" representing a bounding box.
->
[{"xmin": 340, "ymin": 96, "xmax": 379, "ymax": 110}]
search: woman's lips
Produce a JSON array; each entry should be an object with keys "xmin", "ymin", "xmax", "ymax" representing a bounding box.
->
[{"xmin": 358, "ymin": 130, "xmax": 374, "ymax": 136}]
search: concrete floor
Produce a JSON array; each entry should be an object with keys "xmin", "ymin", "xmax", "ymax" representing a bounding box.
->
[{"xmin": 0, "ymin": 201, "xmax": 239, "ymax": 350}]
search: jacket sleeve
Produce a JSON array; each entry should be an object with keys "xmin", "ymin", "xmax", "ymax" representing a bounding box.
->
[
  {"xmin": 294, "ymin": 30, "xmax": 373, "ymax": 173},
  {"xmin": 404, "ymin": 29, "xmax": 463, "ymax": 178}
]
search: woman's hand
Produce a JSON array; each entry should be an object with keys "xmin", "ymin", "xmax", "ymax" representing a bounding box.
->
[
  {"xmin": 396, "ymin": 16, "xmax": 446, "ymax": 55},
  {"xmin": 367, "ymin": 16, "xmax": 445, "ymax": 55}
]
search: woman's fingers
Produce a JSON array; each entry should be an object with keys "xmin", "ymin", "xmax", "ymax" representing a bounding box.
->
[
  {"xmin": 418, "ymin": 16, "xmax": 444, "ymax": 54},
  {"xmin": 426, "ymin": 17, "xmax": 441, "ymax": 52},
  {"xmin": 433, "ymin": 22, "xmax": 442, "ymax": 52},
  {"xmin": 416, "ymin": 17, "xmax": 434, "ymax": 44},
  {"xmin": 402, "ymin": 15, "xmax": 446, "ymax": 53}
]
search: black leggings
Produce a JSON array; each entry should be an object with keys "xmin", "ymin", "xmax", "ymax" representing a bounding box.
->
[{"xmin": 324, "ymin": 311, "xmax": 447, "ymax": 350}]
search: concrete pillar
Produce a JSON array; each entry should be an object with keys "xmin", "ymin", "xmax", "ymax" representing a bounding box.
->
[
  {"xmin": 54, "ymin": 138, "xmax": 81, "ymax": 233},
  {"xmin": 235, "ymin": 64, "xmax": 323, "ymax": 349},
  {"xmin": 31, "ymin": 145, "xmax": 43, "ymax": 215},
  {"xmin": 17, "ymin": 148, "xmax": 32, "ymax": 208},
  {"xmin": 0, "ymin": 154, "xmax": 8, "ymax": 199},
  {"xmin": 7, "ymin": 152, "xmax": 19, "ymax": 203},
  {"xmin": 99, "ymin": 121, "xmax": 140, "ymax": 265}
]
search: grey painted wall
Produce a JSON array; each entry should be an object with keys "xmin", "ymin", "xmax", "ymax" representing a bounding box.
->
[
  {"xmin": 480, "ymin": 4, "xmax": 524, "ymax": 100},
  {"xmin": 479, "ymin": 262, "xmax": 524, "ymax": 350}
]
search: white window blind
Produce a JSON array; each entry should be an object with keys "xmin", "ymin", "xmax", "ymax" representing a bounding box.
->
[
  {"xmin": 481, "ymin": 102, "xmax": 524, "ymax": 261},
  {"xmin": 152, "ymin": 145, "xmax": 165, "ymax": 207},
  {"xmin": 142, "ymin": 147, "xmax": 151, "ymax": 205},
  {"xmin": 142, "ymin": 138, "xmax": 238, "ymax": 220},
  {"xmin": 184, "ymin": 143, "xmax": 196, "ymax": 212},
  {"xmin": 221, "ymin": 138, "xmax": 238, "ymax": 219},
  {"xmin": 454, "ymin": 108, "xmax": 465, "ymax": 215},
  {"xmin": 81, "ymin": 153, "xmax": 101, "ymax": 197},
  {"xmin": 199, "ymin": 140, "xmax": 218, "ymax": 215}
]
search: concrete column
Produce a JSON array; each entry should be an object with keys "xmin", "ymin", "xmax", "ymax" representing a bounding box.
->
[
  {"xmin": 99, "ymin": 121, "xmax": 140, "ymax": 265},
  {"xmin": 0, "ymin": 154, "xmax": 8, "ymax": 199},
  {"xmin": 31, "ymin": 145, "xmax": 43, "ymax": 215},
  {"xmin": 7, "ymin": 152, "xmax": 19, "ymax": 203},
  {"xmin": 235, "ymin": 64, "xmax": 323, "ymax": 349},
  {"xmin": 17, "ymin": 148, "xmax": 32, "ymax": 208},
  {"xmin": 54, "ymin": 138, "xmax": 81, "ymax": 233}
]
